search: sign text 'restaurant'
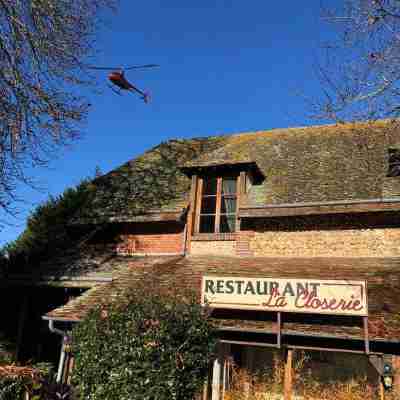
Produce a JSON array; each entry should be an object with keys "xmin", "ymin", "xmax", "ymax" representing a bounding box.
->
[{"xmin": 201, "ymin": 276, "xmax": 367, "ymax": 316}]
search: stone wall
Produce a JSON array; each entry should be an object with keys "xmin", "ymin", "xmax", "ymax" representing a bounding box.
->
[
  {"xmin": 242, "ymin": 212, "xmax": 400, "ymax": 257},
  {"xmin": 190, "ymin": 240, "xmax": 236, "ymax": 256}
]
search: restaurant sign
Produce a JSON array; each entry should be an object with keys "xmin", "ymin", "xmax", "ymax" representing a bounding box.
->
[{"xmin": 201, "ymin": 276, "xmax": 368, "ymax": 316}]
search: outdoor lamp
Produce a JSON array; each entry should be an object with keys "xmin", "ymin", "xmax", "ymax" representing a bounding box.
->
[{"xmin": 382, "ymin": 363, "xmax": 393, "ymax": 390}]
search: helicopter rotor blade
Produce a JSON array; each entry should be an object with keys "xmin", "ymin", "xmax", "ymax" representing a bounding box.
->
[
  {"xmin": 87, "ymin": 64, "xmax": 159, "ymax": 71},
  {"xmin": 86, "ymin": 66, "xmax": 123, "ymax": 71},
  {"xmin": 124, "ymin": 64, "xmax": 160, "ymax": 70}
]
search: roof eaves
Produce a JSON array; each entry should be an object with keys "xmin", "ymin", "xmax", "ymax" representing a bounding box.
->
[
  {"xmin": 240, "ymin": 197, "xmax": 400, "ymax": 218},
  {"xmin": 180, "ymin": 161, "xmax": 265, "ymax": 180}
]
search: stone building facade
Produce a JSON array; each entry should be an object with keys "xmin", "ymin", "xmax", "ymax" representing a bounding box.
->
[{"xmin": 24, "ymin": 120, "xmax": 400, "ymax": 398}]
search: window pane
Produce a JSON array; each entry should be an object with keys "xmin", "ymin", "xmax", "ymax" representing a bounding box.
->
[
  {"xmin": 220, "ymin": 215, "xmax": 236, "ymax": 233},
  {"xmin": 221, "ymin": 197, "xmax": 236, "ymax": 214},
  {"xmin": 222, "ymin": 177, "xmax": 237, "ymax": 195},
  {"xmin": 202, "ymin": 177, "xmax": 217, "ymax": 195},
  {"xmin": 199, "ymin": 215, "xmax": 215, "ymax": 233},
  {"xmin": 201, "ymin": 196, "xmax": 216, "ymax": 213},
  {"xmin": 388, "ymin": 149, "xmax": 400, "ymax": 177}
]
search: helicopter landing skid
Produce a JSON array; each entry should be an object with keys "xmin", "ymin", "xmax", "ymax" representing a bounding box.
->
[{"xmin": 107, "ymin": 84, "xmax": 123, "ymax": 96}]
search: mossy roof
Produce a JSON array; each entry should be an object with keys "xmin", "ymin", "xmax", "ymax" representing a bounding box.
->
[
  {"xmin": 74, "ymin": 136, "xmax": 228, "ymax": 224},
  {"xmin": 75, "ymin": 120, "xmax": 400, "ymax": 224},
  {"xmin": 45, "ymin": 255, "xmax": 400, "ymax": 344}
]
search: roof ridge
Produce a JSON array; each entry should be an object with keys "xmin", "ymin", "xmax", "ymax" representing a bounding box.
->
[{"xmin": 218, "ymin": 118, "xmax": 396, "ymax": 139}]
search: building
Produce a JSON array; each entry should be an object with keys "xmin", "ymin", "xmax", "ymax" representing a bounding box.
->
[{"xmin": 9, "ymin": 120, "xmax": 400, "ymax": 398}]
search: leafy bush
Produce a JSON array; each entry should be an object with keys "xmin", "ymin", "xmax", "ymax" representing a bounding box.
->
[
  {"xmin": 0, "ymin": 363, "xmax": 54, "ymax": 400},
  {"xmin": 72, "ymin": 283, "xmax": 216, "ymax": 400},
  {"xmin": 0, "ymin": 363, "xmax": 76, "ymax": 400},
  {"xmin": 0, "ymin": 376, "xmax": 26, "ymax": 400}
]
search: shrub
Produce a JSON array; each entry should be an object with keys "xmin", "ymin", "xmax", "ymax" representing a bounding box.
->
[
  {"xmin": 0, "ymin": 363, "xmax": 54, "ymax": 400},
  {"xmin": 0, "ymin": 376, "xmax": 26, "ymax": 400},
  {"xmin": 72, "ymin": 282, "xmax": 216, "ymax": 400}
]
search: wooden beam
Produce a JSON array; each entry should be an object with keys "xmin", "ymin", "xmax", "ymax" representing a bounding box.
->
[
  {"xmin": 236, "ymin": 173, "xmax": 244, "ymax": 232},
  {"xmin": 215, "ymin": 177, "xmax": 222, "ymax": 233},
  {"xmin": 283, "ymin": 349, "xmax": 294, "ymax": 400},
  {"xmin": 186, "ymin": 174, "xmax": 198, "ymax": 253},
  {"xmin": 194, "ymin": 178, "xmax": 203, "ymax": 234},
  {"xmin": 240, "ymin": 200, "xmax": 400, "ymax": 219}
]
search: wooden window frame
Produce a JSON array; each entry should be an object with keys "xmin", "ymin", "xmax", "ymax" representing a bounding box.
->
[{"xmin": 194, "ymin": 175, "xmax": 240, "ymax": 234}]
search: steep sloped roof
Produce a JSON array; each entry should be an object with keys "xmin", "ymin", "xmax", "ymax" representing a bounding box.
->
[
  {"xmin": 73, "ymin": 136, "xmax": 228, "ymax": 224},
  {"xmin": 186, "ymin": 120, "xmax": 400, "ymax": 206},
  {"xmin": 73, "ymin": 120, "xmax": 400, "ymax": 224},
  {"xmin": 45, "ymin": 255, "xmax": 400, "ymax": 343}
]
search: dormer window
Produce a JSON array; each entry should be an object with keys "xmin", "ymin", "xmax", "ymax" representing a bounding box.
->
[
  {"xmin": 196, "ymin": 175, "xmax": 238, "ymax": 233},
  {"xmin": 387, "ymin": 148, "xmax": 400, "ymax": 177}
]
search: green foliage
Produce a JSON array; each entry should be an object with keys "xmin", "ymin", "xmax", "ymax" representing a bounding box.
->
[
  {"xmin": 0, "ymin": 333, "xmax": 16, "ymax": 365},
  {"xmin": 0, "ymin": 363, "xmax": 54, "ymax": 400},
  {"xmin": 2, "ymin": 180, "xmax": 94, "ymax": 274},
  {"xmin": 72, "ymin": 283, "xmax": 216, "ymax": 400},
  {"xmin": 0, "ymin": 376, "xmax": 26, "ymax": 400}
]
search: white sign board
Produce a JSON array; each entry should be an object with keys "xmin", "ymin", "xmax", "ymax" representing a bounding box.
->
[{"xmin": 201, "ymin": 276, "xmax": 368, "ymax": 316}]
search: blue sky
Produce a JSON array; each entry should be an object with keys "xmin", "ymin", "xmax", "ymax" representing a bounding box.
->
[{"xmin": 0, "ymin": 1, "xmax": 340, "ymax": 245}]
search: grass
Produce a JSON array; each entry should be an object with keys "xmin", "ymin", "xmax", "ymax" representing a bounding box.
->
[{"xmin": 222, "ymin": 351, "xmax": 383, "ymax": 400}]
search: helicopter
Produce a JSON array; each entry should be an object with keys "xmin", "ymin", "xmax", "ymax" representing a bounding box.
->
[{"xmin": 88, "ymin": 64, "xmax": 159, "ymax": 103}]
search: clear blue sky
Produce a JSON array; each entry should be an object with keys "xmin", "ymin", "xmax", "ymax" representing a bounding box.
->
[{"xmin": 0, "ymin": 1, "xmax": 340, "ymax": 245}]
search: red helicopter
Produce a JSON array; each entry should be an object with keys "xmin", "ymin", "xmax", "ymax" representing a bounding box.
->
[{"xmin": 88, "ymin": 64, "xmax": 159, "ymax": 103}]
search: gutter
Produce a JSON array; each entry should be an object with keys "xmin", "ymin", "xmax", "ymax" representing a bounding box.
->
[{"xmin": 48, "ymin": 320, "xmax": 70, "ymax": 383}]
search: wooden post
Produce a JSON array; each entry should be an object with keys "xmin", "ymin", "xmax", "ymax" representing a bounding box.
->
[
  {"xmin": 215, "ymin": 177, "xmax": 222, "ymax": 233},
  {"xmin": 211, "ymin": 343, "xmax": 223, "ymax": 400},
  {"xmin": 221, "ymin": 343, "xmax": 231, "ymax": 400},
  {"xmin": 202, "ymin": 374, "xmax": 209, "ymax": 400},
  {"xmin": 379, "ymin": 378, "xmax": 385, "ymax": 400},
  {"xmin": 194, "ymin": 178, "xmax": 203, "ymax": 234},
  {"xmin": 283, "ymin": 349, "xmax": 293, "ymax": 400},
  {"xmin": 186, "ymin": 175, "xmax": 198, "ymax": 253},
  {"xmin": 392, "ymin": 355, "xmax": 400, "ymax": 397},
  {"xmin": 66, "ymin": 354, "xmax": 74, "ymax": 385},
  {"xmin": 243, "ymin": 346, "xmax": 255, "ymax": 399}
]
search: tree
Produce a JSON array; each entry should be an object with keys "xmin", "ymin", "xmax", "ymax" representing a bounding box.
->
[
  {"xmin": 0, "ymin": 0, "xmax": 115, "ymax": 218},
  {"xmin": 72, "ymin": 282, "xmax": 216, "ymax": 400},
  {"xmin": 1, "ymin": 179, "xmax": 94, "ymax": 275},
  {"xmin": 314, "ymin": 1, "xmax": 400, "ymax": 122}
]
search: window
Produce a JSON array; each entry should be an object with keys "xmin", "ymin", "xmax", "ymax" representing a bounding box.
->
[
  {"xmin": 197, "ymin": 175, "xmax": 238, "ymax": 233},
  {"xmin": 387, "ymin": 148, "xmax": 400, "ymax": 177}
]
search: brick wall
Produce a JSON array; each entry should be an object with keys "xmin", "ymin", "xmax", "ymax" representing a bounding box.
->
[
  {"xmin": 242, "ymin": 212, "xmax": 400, "ymax": 257},
  {"xmin": 116, "ymin": 222, "xmax": 185, "ymax": 255}
]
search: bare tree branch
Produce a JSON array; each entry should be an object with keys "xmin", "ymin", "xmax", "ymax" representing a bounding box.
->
[
  {"xmin": 312, "ymin": 0, "xmax": 400, "ymax": 122},
  {"xmin": 0, "ymin": 0, "xmax": 116, "ymax": 224}
]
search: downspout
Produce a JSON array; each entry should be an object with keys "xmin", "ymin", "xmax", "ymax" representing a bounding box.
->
[
  {"xmin": 183, "ymin": 221, "xmax": 188, "ymax": 256},
  {"xmin": 48, "ymin": 320, "xmax": 68, "ymax": 383}
]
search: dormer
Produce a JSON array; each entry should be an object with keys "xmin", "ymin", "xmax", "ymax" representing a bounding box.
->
[{"xmin": 181, "ymin": 161, "xmax": 264, "ymax": 237}]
